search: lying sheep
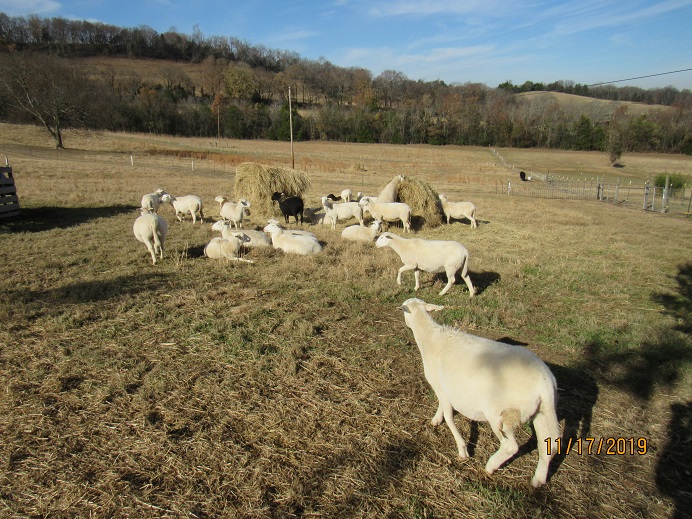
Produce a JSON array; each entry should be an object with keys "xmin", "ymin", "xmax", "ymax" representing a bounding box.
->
[
  {"xmin": 211, "ymin": 220, "xmax": 272, "ymax": 248},
  {"xmin": 204, "ymin": 234, "xmax": 254, "ymax": 263},
  {"xmin": 140, "ymin": 188, "xmax": 166, "ymax": 214},
  {"xmin": 160, "ymin": 193, "xmax": 204, "ymax": 224},
  {"xmin": 303, "ymin": 207, "xmax": 331, "ymax": 226},
  {"xmin": 321, "ymin": 196, "xmax": 364, "ymax": 229},
  {"xmin": 376, "ymin": 174, "xmax": 405, "ymax": 203},
  {"xmin": 266, "ymin": 219, "xmax": 317, "ymax": 239},
  {"xmin": 263, "ymin": 221, "xmax": 321, "ymax": 255},
  {"xmin": 399, "ymin": 298, "xmax": 560, "ymax": 487},
  {"xmin": 133, "ymin": 209, "xmax": 168, "ymax": 265},
  {"xmin": 439, "ymin": 193, "xmax": 477, "ymax": 228},
  {"xmin": 375, "ymin": 232, "xmax": 475, "ymax": 296},
  {"xmin": 215, "ymin": 196, "xmax": 251, "ymax": 229},
  {"xmin": 360, "ymin": 198, "xmax": 411, "ymax": 233},
  {"xmin": 341, "ymin": 219, "xmax": 382, "ymax": 243}
]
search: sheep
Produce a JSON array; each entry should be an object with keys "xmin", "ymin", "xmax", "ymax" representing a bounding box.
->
[
  {"xmin": 375, "ymin": 232, "xmax": 475, "ymax": 296},
  {"xmin": 263, "ymin": 221, "xmax": 321, "ymax": 255},
  {"xmin": 438, "ymin": 193, "xmax": 477, "ymax": 228},
  {"xmin": 303, "ymin": 207, "xmax": 332, "ymax": 226},
  {"xmin": 215, "ymin": 196, "xmax": 251, "ymax": 229},
  {"xmin": 204, "ymin": 234, "xmax": 254, "ymax": 263},
  {"xmin": 399, "ymin": 297, "xmax": 560, "ymax": 487},
  {"xmin": 321, "ymin": 196, "xmax": 364, "ymax": 229},
  {"xmin": 160, "ymin": 193, "xmax": 204, "ymax": 224},
  {"xmin": 341, "ymin": 219, "xmax": 382, "ymax": 243},
  {"xmin": 211, "ymin": 220, "xmax": 272, "ymax": 248},
  {"xmin": 271, "ymin": 192, "xmax": 304, "ymax": 224},
  {"xmin": 340, "ymin": 188, "xmax": 352, "ymax": 202},
  {"xmin": 140, "ymin": 188, "xmax": 166, "ymax": 214},
  {"xmin": 360, "ymin": 198, "xmax": 411, "ymax": 233},
  {"xmin": 133, "ymin": 209, "xmax": 168, "ymax": 265},
  {"xmin": 266, "ymin": 219, "xmax": 317, "ymax": 239},
  {"xmin": 376, "ymin": 174, "xmax": 405, "ymax": 203}
]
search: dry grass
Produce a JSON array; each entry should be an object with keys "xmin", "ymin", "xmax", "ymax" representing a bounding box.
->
[
  {"xmin": 234, "ymin": 162, "xmax": 311, "ymax": 218},
  {"xmin": 1, "ymin": 122, "xmax": 691, "ymax": 518}
]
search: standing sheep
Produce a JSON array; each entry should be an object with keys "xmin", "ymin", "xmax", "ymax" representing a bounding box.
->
[
  {"xmin": 215, "ymin": 196, "xmax": 251, "ymax": 229},
  {"xmin": 360, "ymin": 198, "xmax": 411, "ymax": 233},
  {"xmin": 376, "ymin": 174, "xmax": 405, "ymax": 203},
  {"xmin": 140, "ymin": 188, "xmax": 166, "ymax": 214},
  {"xmin": 438, "ymin": 194, "xmax": 477, "ymax": 228},
  {"xmin": 160, "ymin": 193, "xmax": 204, "ymax": 224},
  {"xmin": 375, "ymin": 232, "xmax": 475, "ymax": 296},
  {"xmin": 321, "ymin": 196, "xmax": 364, "ymax": 229},
  {"xmin": 271, "ymin": 192, "xmax": 304, "ymax": 224},
  {"xmin": 399, "ymin": 297, "xmax": 560, "ymax": 487},
  {"xmin": 133, "ymin": 209, "xmax": 168, "ymax": 265}
]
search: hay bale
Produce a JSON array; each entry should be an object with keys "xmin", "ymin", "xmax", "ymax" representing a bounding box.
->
[
  {"xmin": 234, "ymin": 162, "xmax": 311, "ymax": 218},
  {"xmin": 396, "ymin": 177, "xmax": 445, "ymax": 229}
]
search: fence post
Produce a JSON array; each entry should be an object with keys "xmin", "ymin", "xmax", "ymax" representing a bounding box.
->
[
  {"xmin": 643, "ymin": 182, "xmax": 649, "ymax": 210},
  {"xmin": 507, "ymin": 180, "xmax": 511, "ymax": 196},
  {"xmin": 613, "ymin": 177, "xmax": 620, "ymax": 204},
  {"xmin": 662, "ymin": 174, "xmax": 670, "ymax": 213}
]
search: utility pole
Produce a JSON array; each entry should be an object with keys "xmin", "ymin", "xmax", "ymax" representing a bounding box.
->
[{"xmin": 289, "ymin": 86, "xmax": 295, "ymax": 169}]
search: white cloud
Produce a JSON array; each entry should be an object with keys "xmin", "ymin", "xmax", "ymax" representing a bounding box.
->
[{"xmin": 0, "ymin": 0, "xmax": 61, "ymax": 15}]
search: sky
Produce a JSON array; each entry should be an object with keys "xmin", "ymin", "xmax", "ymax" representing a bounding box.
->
[{"xmin": 3, "ymin": 0, "xmax": 692, "ymax": 90}]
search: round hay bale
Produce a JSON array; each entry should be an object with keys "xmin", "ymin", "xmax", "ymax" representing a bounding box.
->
[
  {"xmin": 396, "ymin": 177, "xmax": 445, "ymax": 229},
  {"xmin": 234, "ymin": 162, "xmax": 311, "ymax": 218}
]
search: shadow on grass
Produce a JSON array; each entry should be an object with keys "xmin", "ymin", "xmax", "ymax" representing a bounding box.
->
[
  {"xmin": 575, "ymin": 262, "xmax": 691, "ymax": 518},
  {"xmin": 0, "ymin": 205, "xmax": 138, "ymax": 233}
]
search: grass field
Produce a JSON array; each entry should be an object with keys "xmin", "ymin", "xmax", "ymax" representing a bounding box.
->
[{"xmin": 1, "ymin": 123, "xmax": 691, "ymax": 518}]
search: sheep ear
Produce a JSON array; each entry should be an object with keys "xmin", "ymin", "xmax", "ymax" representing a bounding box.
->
[
  {"xmin": 425, "ymin": 303, "xmax": 444, "ymax": 312},
  {"xmin": 399, "ymin": 305, "xmax": 411, "ymax": 314}
]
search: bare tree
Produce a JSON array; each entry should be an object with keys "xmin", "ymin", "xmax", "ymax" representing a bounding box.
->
[{"xmin": 0, "ymin": 51, "xmax": 94, "ymax": 148}]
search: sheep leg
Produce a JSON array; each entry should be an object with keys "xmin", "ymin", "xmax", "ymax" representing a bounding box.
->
[
  {"xmin": 431, "ymin": 402, "xmax": 444, "ymax": 426},
  {"xmin": 441, "ymin": 402, "xmax": 469, "ymax": 458},
  {"xmin": 439, "ymin": 268, "xmax": 457, "ymax": 295},
  {"xmin": 144, "ymin": 242, "xmax": 157, "ymax": 265},
  {"xmin": 396, "ymin": 264, "xmax": 417, "ymax": 287},
  {"xmin": 461, "ymin": 273, "xmax": 476, "ymax": 297},
  {"xmin": 531, "ymin": 410, "xmax": 560, "ymax": 488},
  {"xmin": 485, "ymin": 418, "xmax": 519, "ymax": 475}
]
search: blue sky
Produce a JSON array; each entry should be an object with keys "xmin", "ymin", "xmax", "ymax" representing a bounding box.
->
[{"xmin": 3, "ymin": 0, "xmax": 692, "ymax": 89}]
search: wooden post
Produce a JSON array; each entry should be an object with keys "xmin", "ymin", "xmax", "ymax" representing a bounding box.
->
[
  {"xmin": 289, "ymin": 86, "xmax": 295, "ymax": 169},
  {"xmin": 662, "ymin": 174, "xmax": 670, "ymax": 213},
  {"xmin": 614, "ymin": 177, "xmax": 620, "ymax": 204},
  {"xmin": 0, "ymin": 166, "xmax": 20, "ymax": 218}
]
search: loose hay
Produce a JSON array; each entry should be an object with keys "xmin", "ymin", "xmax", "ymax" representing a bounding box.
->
[
  {"xmin": 396, "ymin": 177, "xmax": 445, "ymax": 229},
  {"xmin": 234, "ymin": 162, "xmax": 311, "ymax": 218}
]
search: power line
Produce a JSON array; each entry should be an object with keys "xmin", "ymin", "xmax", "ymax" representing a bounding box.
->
[{"xmin": 588, "ymin": 68, "xmax": 692, "ymax": 87}]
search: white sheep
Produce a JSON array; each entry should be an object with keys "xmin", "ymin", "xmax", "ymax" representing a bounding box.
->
[
  {"xmin": 303, "ymin": 207, "xmax": 332, "ymax": 226},
  {"xmin": 321, "ymin": 197, "xmax": 364, "ymax": 229},
  {"xmin": 140, "ymin": 188, "xmax": 166, "ymax": 214},
  {"xmin": 360, "ymin": 198, "xmax": 411, "ymax": 233},
  {"xmin": 266, "ymin": 219, "xmax": 317, "ymax": 239},
  {"xmin": 340, "ymin": 188, "xmax": 352, "ymax": 202},
  {"xmin": 341, "ymin": 219, "xmax": 382, "ymax": 243},
  {"xmin": 399, "ymin": 297, "xmax": 560, "ymax": 487},
  {"xmin": 133, "ymin": 209, "xmax": 168, "ymax": 265},
  {"xmin": 438, "ymin": 193, "xmax": 477, "ymax": 228},
  {"xmin": 211, "ymin": 220, "xmax": 272, "ymax": 248},
  {"xmin": 376, "ymin": 174, "xmax": 405, "ymax": 203},
  {"xmin": 263, "ymin": 222, "xmax": 322, "ymax": 255},
  {"xmin": 215, "ymin": 196, "xmax": 251, "ymax": 229},
  {"xmin": 375, "ymin": 232, "xmax": 475, "ymax": 296},
  {"xmin": 204, "ymin": 234, "xmax": 254, "ymax": 263},
  {"xmin": 160, "ymin": 193, "xmax": 204, "ymax": 224}
]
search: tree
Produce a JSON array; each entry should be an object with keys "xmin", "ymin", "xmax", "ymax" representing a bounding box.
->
[{"xmin": 0, "ymin": 50, "xmax": 94, "ymax": 148}]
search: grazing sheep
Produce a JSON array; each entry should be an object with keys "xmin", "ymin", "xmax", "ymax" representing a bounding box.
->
[
  {"xmin": 438, "ymin": 194, "xmax": 477, "ymax": 228},
  {"xmin": 215, "ymin": 196, "xmax": 251, "ymax": 229},
  {"xmin": 160, "ymin": 193, "xmax": 204, "ymax": 224},
  {"xmin": 271, "ymin": 192, "xmax": 304, "ymax": 224},
  {"xmin": 321, "ymin": 196, "xmax": 364, "ymax": 229},
  {"xmin": 304, "ymin": 207, "xmax": 332, "ymax": 226},
  {"xmin": 204, "ymin": 234, "xmax": 254, "ymax": 263},
  {"xmin": 341, "ymin": 219, "xmax": 382, "ymax": 243},
  {"xmin": 211, "ymin": 220, "xmax": 272, "ymax": 248},
  {"xmin": 375, "ymin": 232, "xmax": 475, "ymax": 296},
  {"xmin": 399, "ymin": 298, "xmax": 560, "ymax": 487},
  {"xmin": 140, "ymin": 188, "xmax": 166, "ymax": 214},
  {"xmin": 360, "ymin": 198, "xmax": 411, "ymax": 233},
  {"xmin": 133, "ymin": 210, "xmax": 168, "ymax": 265},
  {"xmin": 376, "ymin": 174, "xmax": 405, "ymax": 203},
  {"xmin": 263, "ymin": 221, "xmax": 321, "ymax": 255}
]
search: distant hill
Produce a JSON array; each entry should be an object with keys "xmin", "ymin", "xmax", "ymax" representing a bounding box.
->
[{"xmin": 515, "ymin": 91, "xmax": 670, "ymax": 118}]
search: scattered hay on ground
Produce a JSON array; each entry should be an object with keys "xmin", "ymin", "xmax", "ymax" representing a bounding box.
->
[
  {"xmin": 397, "ymin": 177, "xmax": 445, "ymax": 229},
  {"xmin": 234, "ymin": 162, "xmax": 311, "ymax": 218}
]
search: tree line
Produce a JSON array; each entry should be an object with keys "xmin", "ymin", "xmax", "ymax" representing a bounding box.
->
[{"xmin": 0, "ymin": 12, "xmax": 690, "ymax": 155}]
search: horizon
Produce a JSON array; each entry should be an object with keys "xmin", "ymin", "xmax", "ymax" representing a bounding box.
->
[{"xmin": 3, "ymin": 0, "xmax": 692, "ymax": 90}]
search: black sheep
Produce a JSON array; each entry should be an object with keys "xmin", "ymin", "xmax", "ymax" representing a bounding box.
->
[{"xmin": 271, "ymin": 191, "xmax": 304, "ymax": 224}]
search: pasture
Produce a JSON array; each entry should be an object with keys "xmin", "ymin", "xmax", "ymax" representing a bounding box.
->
[{"xmin": 1, "ymin": 123, "xmax": 691, "ymax": 518}]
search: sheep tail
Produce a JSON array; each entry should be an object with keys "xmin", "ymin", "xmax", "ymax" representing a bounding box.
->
[{"xmin": 499, "ymin": 408, "xmax": 522, "ymax": 438}]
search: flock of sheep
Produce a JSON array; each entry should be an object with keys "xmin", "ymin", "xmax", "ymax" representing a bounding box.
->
[{"xmin": 132, "ymin": 174, "xmax": 561, "ymax": 488}]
